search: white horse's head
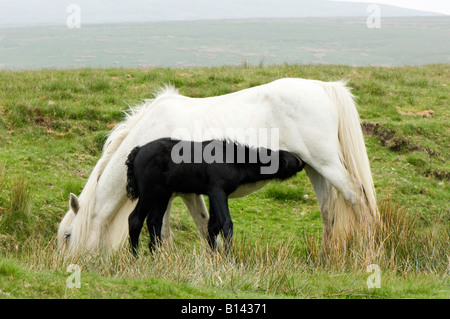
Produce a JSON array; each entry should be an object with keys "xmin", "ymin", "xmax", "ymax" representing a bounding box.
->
[
  {"xmin": 57, "ymin": 189, "xmax": 132, "ymax": 254},
  {"xmin": 57, "ymin": 193, "xmax": 80, "ymax": 251}
]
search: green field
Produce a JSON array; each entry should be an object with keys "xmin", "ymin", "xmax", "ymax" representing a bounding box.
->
[{"xmin": 0, "ymin": 64, "xmax": 449, "ymax": 299}]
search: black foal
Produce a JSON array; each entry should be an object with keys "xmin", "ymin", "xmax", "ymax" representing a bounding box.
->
[{"xmin": 125, "ymin": 137, "xmax": 305, "ymax": 255}]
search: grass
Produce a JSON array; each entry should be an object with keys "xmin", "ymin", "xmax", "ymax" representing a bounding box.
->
[{"xmin": 0, "ymin": 64, "xmax": 449, "ymax": 298}]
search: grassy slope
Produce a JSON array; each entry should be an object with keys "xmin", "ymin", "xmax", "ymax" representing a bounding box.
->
[{"xmin": 0, "ymin": 64, "xmax": 449, "ymax": 298}]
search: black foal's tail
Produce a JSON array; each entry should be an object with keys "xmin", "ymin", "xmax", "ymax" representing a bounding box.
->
[{"xmin": 125, "ymin": 146, "xmax": 141, "ymax": 201}]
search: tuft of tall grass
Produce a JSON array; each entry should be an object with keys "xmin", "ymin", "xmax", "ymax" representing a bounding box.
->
[
  {"xmin": 21, "ymin": 234, "xmax": 312, "ymax": 296},
  {"xmin": 0, "ymin": 171, "xmax": 34, "ymax": 248},
  {"xmin": 16, "ymin": 195, "xmax": 448, "ymax": 298},
  {"xmin": 301, "ymin": 196, "xmax": 449, "ymax": 275}
]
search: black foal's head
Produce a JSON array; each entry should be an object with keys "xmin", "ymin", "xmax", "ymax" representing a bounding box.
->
[{"xmin": 276, "ymin": 151, "xmax": 305, "ymax": 180}]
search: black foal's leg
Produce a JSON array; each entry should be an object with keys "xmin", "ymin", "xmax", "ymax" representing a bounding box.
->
[
  {"xmin": 208, "ymin": 190, "xmax": 233, "ymax": 252},
  {"xmin": 128, "ymin": 201, "xmax": 147, "ymax": 256},
  {"xmin": 146, "ymin": 193, "xmax": 172, "ymax": 253},
  {"xmin": 207, "ymin": 208, "xmax": 219, "ymax": 250}
]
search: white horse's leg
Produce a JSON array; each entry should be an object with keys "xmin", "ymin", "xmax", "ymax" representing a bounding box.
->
[
  {"xmin": 313, "ymin": 159, "xmax": 359, "ymax": 218},
  {"xmin": 307, "ymin": 152, "xmax": 366, "ymax": 240},
  {"xmin": 304, "ymin": 165, "xmax": 332, "ymax": 242},
  {"xmin": 160, "ymin": 195, "xmax": 175, "ymax": 245},
  {"xmin": 178, "ymin": 193, "xmax": 209, "ymax": 240},
  {"xmin": 143, "ymin": 193, "xmax": 209, "ymax": 246},
  {"xmin": 289, "ymin": 137, "xmax": 360, "ymax": 238}
]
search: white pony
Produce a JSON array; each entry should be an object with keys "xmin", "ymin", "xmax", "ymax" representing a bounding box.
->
[{"xmin": 57, "ymin": 78, "xmax": 379, "ymax": 254}]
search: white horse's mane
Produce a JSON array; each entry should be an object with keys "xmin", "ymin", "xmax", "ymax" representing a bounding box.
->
[
  {"xmin": 101, "ymin": 84, "xmax": 179, "ymax": 172},
  {"xmin": 69, "ymin": 84, "xmax": 180, "ymax": 250}
]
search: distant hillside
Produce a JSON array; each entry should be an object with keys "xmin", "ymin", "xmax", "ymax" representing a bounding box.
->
[
  {"xmin": 0, "ymin": 0, "xmax": 441, "ymax": 28},
  {"xmin": 0, "ymin": 17, "xmax": 448, "ymax": 70}
]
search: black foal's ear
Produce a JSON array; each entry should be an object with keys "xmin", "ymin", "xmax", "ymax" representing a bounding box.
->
[
  {"xmin": 296, "ymin": 157, "xmax": 305, "ymax": 171},
  {"xmin": 69, "ymin": 193, "xmax": 80, "ymax": 215}
]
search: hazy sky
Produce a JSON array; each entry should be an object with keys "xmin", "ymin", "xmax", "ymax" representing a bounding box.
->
[
  {"xmin": 334, "ymin": 0, "xmax": 450, "ymax": 15},
  {"xmin": 0, "ymin": 0, "xmax": 447, "ymax": 28}
]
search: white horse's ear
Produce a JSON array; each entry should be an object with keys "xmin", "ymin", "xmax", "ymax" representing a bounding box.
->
[{"xmin": 69, "ymin": 193, "xmax": 80, "ymax": 215}]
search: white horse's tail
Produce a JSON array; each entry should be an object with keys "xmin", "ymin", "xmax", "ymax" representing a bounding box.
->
[{"xmin": 322, "ymin": 81, "xmax": 379, "ymax": 235}]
